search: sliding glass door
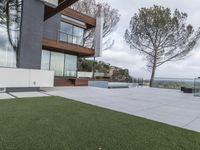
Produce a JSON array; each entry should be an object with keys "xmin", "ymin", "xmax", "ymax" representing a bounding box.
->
[
  {"xmin": 41, "ymin": 50, "xmax": 77, "ymax": 77},
  {"xmin": 64, "ymin": 54, "xmax": 77, "ymax": 77},
  {"xmin": 50, "ymin": 52, "xmax": 65, "ymax": 76}
]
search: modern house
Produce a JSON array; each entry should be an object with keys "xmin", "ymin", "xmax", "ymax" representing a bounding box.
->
[{"xmin": 0, "ymin": 0, "xmax": 103, "ymax": 92}]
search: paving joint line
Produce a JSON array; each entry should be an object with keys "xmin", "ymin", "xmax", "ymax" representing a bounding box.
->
[
  {"xmin": 132, "ymin": 103, "xmax": 166, "ymax": 114},
  {"xmin": 182, "ymin": 115, "xmax": 200, "ymax": 128},
  {"xmin": 7, "ymin": 92, "xmax": 18, "ymax": 99},
  {"xmin": 39, "ymin": 91, "xmax": 54, "ymax": 96}
]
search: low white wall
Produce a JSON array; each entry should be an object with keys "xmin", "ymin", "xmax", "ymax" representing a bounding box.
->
[
  {"xmin": 77, "ymin": 72, "xmax": 93, "ymax": 78},
  {"xmin": 77, "ymin": 72, "xmax": 108, "ymax": 78},
  {"xmin": 0, "ymin": 68, "xmax": 54, "ymax": 88},
  {"xmin": 94, "ymin": 72, "xmax": 105, "ymax": 77}
]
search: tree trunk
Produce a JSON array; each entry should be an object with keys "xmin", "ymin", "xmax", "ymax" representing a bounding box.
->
[
  {"xmin": 92, "ymin": 56, "xmax": 96, "ymax": 79},
  {"xmin": 150, "ymin": 49, "xmax": 157, "ymax": 87},
  {"xmin": 150, "ymin": 65, "xmax": 156, "ymax": 87}
]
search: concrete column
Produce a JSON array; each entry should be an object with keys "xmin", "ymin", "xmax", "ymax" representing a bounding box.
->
[{"xmin": 19, "ymin": 0, "xmax": 45, "ymax": 69}]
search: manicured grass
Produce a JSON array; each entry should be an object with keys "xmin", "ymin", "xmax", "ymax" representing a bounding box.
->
[{"xmin": 0, "ymin": 96, "xmax": 200, "ymax": 150}]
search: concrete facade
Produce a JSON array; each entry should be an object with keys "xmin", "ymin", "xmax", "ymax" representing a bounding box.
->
[
  {"xmin": 0, "ymin": 0, "xmax": 98, "ymax": 91},
  {"xmin": 43, "ymin": 14, "xmax": 61, "ymax": 41},
  {"xmin": 19, "ymin": 0, "xmax": 45, "ymax": 69}
]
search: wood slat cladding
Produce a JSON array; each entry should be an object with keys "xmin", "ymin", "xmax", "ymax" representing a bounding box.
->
[
  {"xmin": 54, "ymin": 78, "xmax": 74, "ymax": 86},
  {"xmin": 74, "ymin": 78, "xmax": 89, "ymax": 86},
  {"xmin": 44, "ymin": 0, "xmax": 78, "ymax": 20},
  {"xmin": 42, "ymin": 38, "xmax": 94, "ymax": 57},
  {"xmin": 54, "ymin": 78, "xmax": 89, "ymax": 86},
  {"xmin": 61, "ymin": 8, "xmax": 96, "ymax": 29}
]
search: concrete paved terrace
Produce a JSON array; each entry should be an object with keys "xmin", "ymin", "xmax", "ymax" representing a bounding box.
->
[{"xmin": 43, "ymin": 86, "xmax": 200, "ymax": 132}]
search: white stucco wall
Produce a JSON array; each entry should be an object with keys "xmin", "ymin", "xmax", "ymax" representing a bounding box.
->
[{"xmin": 0, "ymin": 68, "xmax": 54, "ymax": 88}]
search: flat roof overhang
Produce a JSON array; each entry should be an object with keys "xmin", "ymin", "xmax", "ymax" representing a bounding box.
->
[
  {"xmin": 42, "ymin": 38, "xmax": 95, "ymax": 57},
  {"xmin": 44, "ymin": 0, "xmax": 78, "ymax": 20},
  {"xmin": 61, "ymin": 8, "xmax": 96, "ymax": 29}
]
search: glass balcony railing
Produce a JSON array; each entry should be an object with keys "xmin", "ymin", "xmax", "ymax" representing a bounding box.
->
[
  {"xmin": 194, "ymin": 78, "xmax": 200, "ymax": 97},
  {"xmin": 59, "ymin": 31, "xmax": 84, "ymax": 46},
  {"xmin": 152, "ymin": 78, "xmax": 194, "ymax": 89},
  {"xmin": 64, "ymin": 70, "xmax": 77, "ymax": 78}
]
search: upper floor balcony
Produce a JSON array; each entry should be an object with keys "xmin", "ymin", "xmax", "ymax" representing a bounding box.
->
[
  {"xmin": 42, "ymin": 37, "xmax": 94, "ymax": 57},
  {"xmin": 42, "ymin": 8, "xmax": 96, "ymax": 57}
]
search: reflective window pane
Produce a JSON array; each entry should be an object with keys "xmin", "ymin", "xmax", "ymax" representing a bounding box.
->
[
  {"xmin": 41, "ymin": 50, "xmax": 50, "ymax": 70},
  {"xmin": 73, "ymin": 26, "xmax": 84, "ymax": 37},
  {"xmin": 67, "ymin": 35, "xmax": 73, "ymax": 43},
  {"xmin": 64, "ymin": 54, "xmax": 77, "ymax": 77},
  {"xmin": 60, "ymin": 22, "xmax": 73, "ymax": 35},
  {"xmin": 40, "ymin": 50, "xmax": 78, "ymax": 77},
  {"xmin": 0, "ymin": 0, "xmax": 22, "ymax": 68},
  {"xmin": 72, "ymin": 26, "xmax": 84, "ymax": 45},
  {"xmin": 60, "ymin": 21, "xmax": 84, "ymax": 46},
  {"xmin": 60, "ymin": 33, "xmax": 68, "ymax": 42},
  {"xmin": 73, "ymin": 37, "xmax": 78, "ymax": 45},
  {"xmin": 50, "ymin": 52, "xmax": 65, "ymax": 76}
]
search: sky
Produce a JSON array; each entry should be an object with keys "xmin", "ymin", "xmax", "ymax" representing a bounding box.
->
[{"xmin": 96, "ymin": 0, "xmax": 200, "ymax": 79}]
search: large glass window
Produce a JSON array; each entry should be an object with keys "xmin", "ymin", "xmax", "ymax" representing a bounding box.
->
[
  {"xmin": 73, "ymin": 26, "xmax": 84, "ymax": 45},
  {"xmin": 0, "ymin": 0, "xmax": 22, "ymax": 68},
  {"xmin": 50, "ymin": 52, "xmax": 65, "ymax": 76},
  {"xmin": 60, "ymin": 22, "xmax": 73, "ymax": 43},
  {"xmin": 41, "ymin": 50, "xmax": 50, "ymax": 70},
  {"xmin": 59, "ymin": 21, "xmax": 84, "ymax": 46},
  {"xmin": 41, "ymin": 50, "xmax": 77, "ymax": 77},
  {"xmin": 64, "ymin": 54, "xmax": 77, "ymax": 77}
]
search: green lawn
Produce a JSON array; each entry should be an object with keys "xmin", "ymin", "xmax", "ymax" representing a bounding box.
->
[{"xmin": 0, "ymin": 96, "xmax": 200, "ymax": 150}]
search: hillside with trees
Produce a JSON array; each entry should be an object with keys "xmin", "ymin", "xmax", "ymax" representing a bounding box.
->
[{"xmin": 78, "ymin": 59, "xmax": 132, "ymax": 82}]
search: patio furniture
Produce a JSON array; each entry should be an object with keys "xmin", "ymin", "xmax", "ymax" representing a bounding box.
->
[
  {"xmin": 181, "ymin": 87, "xmax": 193, "ymax": 93},
  {"xmin": 181, "ymin": 87, "xmax": 185, "ymax": 92}
]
